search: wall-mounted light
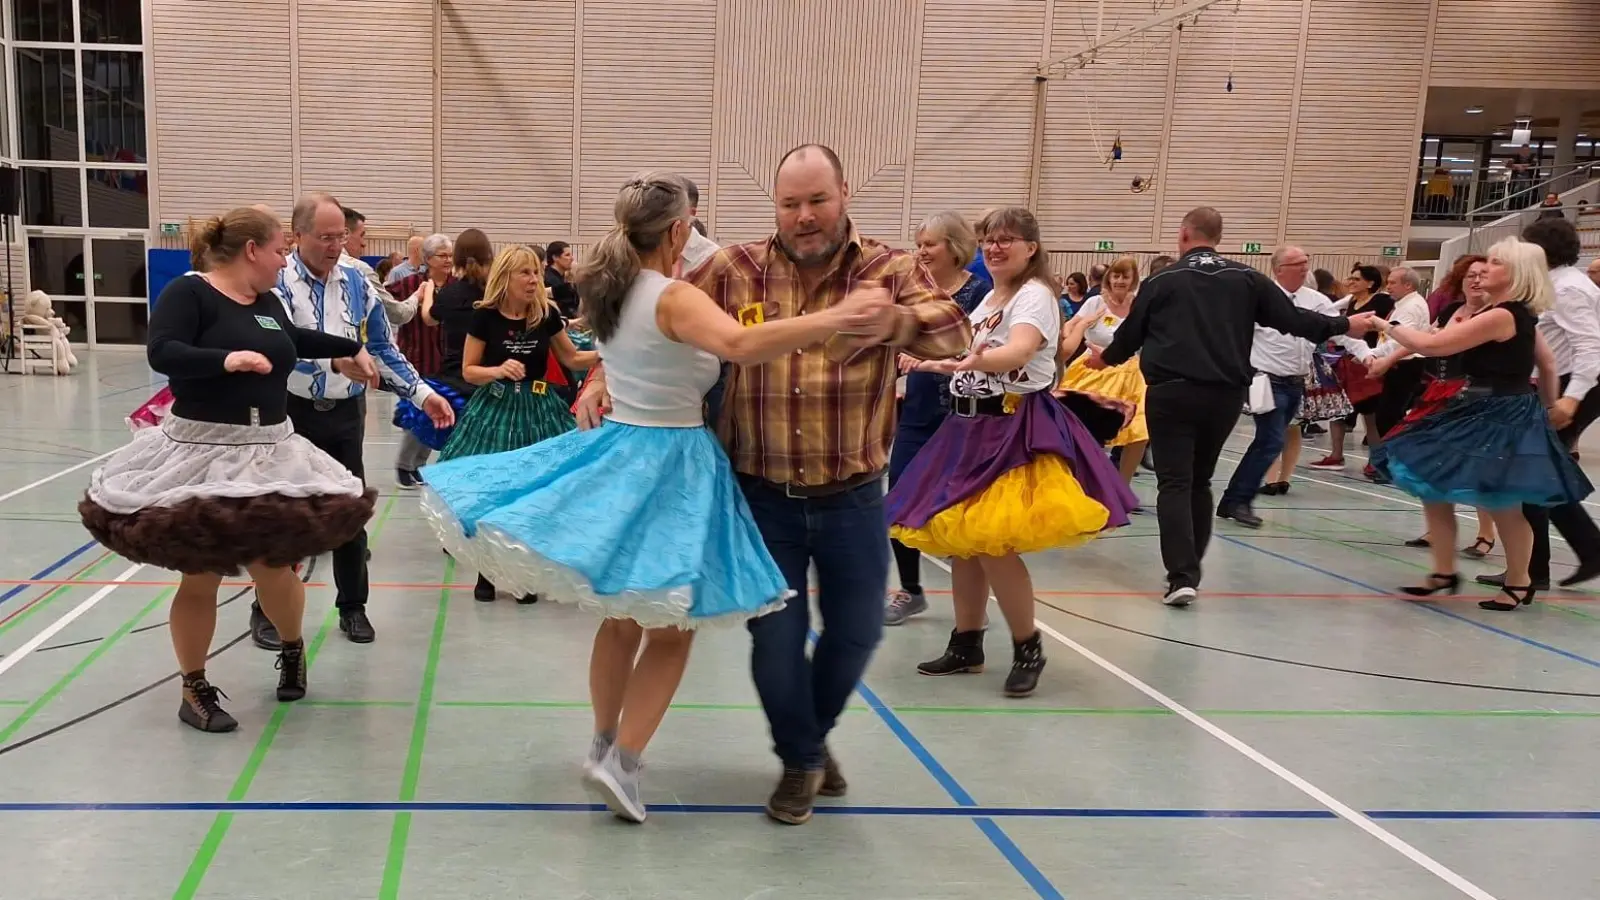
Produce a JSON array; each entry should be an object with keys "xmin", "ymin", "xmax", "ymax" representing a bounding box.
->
[{"xmin": 1464, "ymin": 105, "xmax": 1484, "ymax": 114}]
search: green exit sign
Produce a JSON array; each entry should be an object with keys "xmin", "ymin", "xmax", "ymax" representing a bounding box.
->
[
  {"xmin": 1094, "ymin": 240, "xmax": 1116, "ymax": 252},
  {"xmin": 1242, "ymin": 242, "xmax": 1263, "ymax": 254},
  {"xmin": 160, "ymin": 222, "xmax": 181, "ymax": 236},
  {"xmin": 1381, "ymin": 245, "xmax": 1402, "ymax": 258}
]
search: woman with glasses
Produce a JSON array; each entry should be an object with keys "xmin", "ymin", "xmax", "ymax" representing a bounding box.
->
[
  {"xmin": 389, "ymin": 233, "xmax": 461, "ymax": 488},
  {"xmin": 888, "ymin": 208, "xmax": 1137, "ymax": 698}
]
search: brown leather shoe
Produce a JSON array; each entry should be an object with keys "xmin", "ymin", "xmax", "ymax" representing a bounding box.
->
[
  {"xmin": 765, "ymin": 765, "xmax": 824, "ymax": 825},
  {"xmin": 820, "ymin": 748, "xmax": 847, "ymax": 797}
]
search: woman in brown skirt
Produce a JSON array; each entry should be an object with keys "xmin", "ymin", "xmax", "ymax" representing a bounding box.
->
[{"xmin": 79, "ymin": 207, "xmax": 379, "ymax": 733}]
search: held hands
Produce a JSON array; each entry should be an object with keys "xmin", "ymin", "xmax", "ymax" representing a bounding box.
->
[
  {"xmin": 575, "ymin": 379, "xmax": 612, "ymax": 431},
  {"xmin": 1550, "ymin": 396, "xmax": 1579, "ymax": 430},
  {"xmin": 1081, "ymin": 346, "xmax": 1108, "ymax": 370},
  {"xmin": 498, "ymin": 359, "xmax": 527, "ymax": 382},
  {"xmin": 1345, "ymin": 312, "xmax": 1381, "ymax": 338},
  {"xmin": 833, "ymin": 281, "xmax": 898, "ymax": 346},
  {"xmin": 421, "ymin": 392, "xmax": 456, "ymax": 429},
  {"xmin": 224, "ymin": 351, "xmax": 272, "ymax": 374},
  {"xmin": 331, "ymin": 349, "xmax": 380, "ymax": 388}
]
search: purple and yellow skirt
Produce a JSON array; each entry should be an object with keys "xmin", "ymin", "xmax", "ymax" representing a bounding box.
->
[{"xmin": 885, "ymin": 391, "xmax": 1139, "ymax": 558}]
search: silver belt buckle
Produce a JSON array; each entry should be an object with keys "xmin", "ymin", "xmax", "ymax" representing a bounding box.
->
[
  {"xmin": 952, "ymin": 395, "xmax": 977, "ymax": 418},
  {"xmin": 313, "ymin": 398, "xmax": 337, "ymax": 412}
]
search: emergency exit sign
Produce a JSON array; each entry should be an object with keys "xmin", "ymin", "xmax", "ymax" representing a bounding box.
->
[
  {"xmin": 1242, "ymin": 242, "xmax": 1263, "ymax": 254},
  {"xmin": 1094, "ymin": 240, "xmax": 1115, "ymax": 252},
  {"xmin": 1381, "ymin": 245, "xmax": 1402, "ymax": 258}
]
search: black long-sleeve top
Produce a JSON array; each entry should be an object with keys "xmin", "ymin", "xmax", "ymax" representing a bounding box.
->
[
  {"xmin": 147, "ymin": 274, "xmax": 363, "ymax": 426},
  {"xmin": 1101, "ymin": 247, "xmax": 1352, "ymax": 388}
]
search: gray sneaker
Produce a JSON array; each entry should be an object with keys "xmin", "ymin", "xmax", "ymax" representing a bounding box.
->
[
  {"xmin": 583, "ymin": 747, "xmax": 646, "ymax": 823},
  {"xmin": 583, "ymin": 732, "xmax": 613, "ymax": 773},
  {"xmin": 884, "ymin": 590, "xmax": 928, "ymax": 626}
]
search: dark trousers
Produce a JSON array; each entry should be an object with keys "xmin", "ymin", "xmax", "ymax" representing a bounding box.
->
[
  {"xmin": 1222, "ymin": 376, "xmax": 1303, "ymax": 506},
  {"xmin": 741, "ymin": 476, "xmax": 888, "ymax": 769},
  {"xmin": 1525, "ymin": 376, "xmax": 1600, "ymax": 581},
  {"xmin": 1146, "ymin": 382, "xmax": 1246, "ymax": 589},
  {"xmin": 1375, "ymin": 358, "xmax": 1428, "ymax": 438},
  {"xmin": 287, "ymin": 395, "xmax": 369, "ymax": 610},
  {"xmin": 887, "ymin": 426, "xmax": 936, "ymax": 593}
]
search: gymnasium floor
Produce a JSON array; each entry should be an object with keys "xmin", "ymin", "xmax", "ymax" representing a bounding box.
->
[{"xmin": 2, "ymin": 352, "xmax": 1598, "ymax": 900}]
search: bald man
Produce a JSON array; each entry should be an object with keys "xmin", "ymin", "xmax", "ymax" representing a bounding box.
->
[
  {"xmin": 1588, "ymin": 258, "xmax": 1600, "ymax": 289},
  {"xmin": 578, "ymin": 146, "xmax": 970, "ymax": 825}
]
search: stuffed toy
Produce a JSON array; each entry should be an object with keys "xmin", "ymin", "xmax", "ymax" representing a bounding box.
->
[{"xmin": 20, "ymin": 290, "xmax": 78, "ymax": 374}]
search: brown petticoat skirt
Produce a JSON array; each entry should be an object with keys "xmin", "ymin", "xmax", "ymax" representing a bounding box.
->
[{"xmin": 79, "ymin": 489, "xmax": 377, "ymax": 576}]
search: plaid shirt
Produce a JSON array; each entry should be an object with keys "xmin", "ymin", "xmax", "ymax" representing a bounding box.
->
[
  {"xmin": 387, "ymin": 271, "xmax": 449, "ymax": 378},
  {"xmin": 688, "ymin": 226, "xmax": 971, "ymax": 486}
]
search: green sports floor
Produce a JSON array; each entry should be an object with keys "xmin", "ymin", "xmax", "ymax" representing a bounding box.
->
[{"xmin": 1, "ymin": 352, "xmax": 1598, "ymax": 899}]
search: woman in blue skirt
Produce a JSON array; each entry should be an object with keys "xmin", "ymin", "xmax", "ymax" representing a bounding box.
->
[
  {"xmin": 1373, "ymin": 237, "xmax": 1592, "ymax": 610},
  {"xmin": 419, "ymin": 173, "xmax": 880, "ymax": 822}
]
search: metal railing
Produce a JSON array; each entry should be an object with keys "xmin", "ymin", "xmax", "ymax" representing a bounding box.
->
[
  {"xmin": 1435, "ymin": 164, "xmax": 1600, "ymax": 278},
  {"xmin": 1413, "ymin": 161, "xmax": 1600, "ymax": 224}
]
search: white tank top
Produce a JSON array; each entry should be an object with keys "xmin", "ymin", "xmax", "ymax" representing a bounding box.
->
[{"xmin": 598, "ymin": 269, "xmax": 721, "ymax": 428}]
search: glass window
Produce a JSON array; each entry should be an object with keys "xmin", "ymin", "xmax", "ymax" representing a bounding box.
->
[
  {"xmin": 27, "ymin": 234, "xmax": 85, "ymax": 297},
  {"xmin": 90, "ymin": 238, "xmax": 144, "ymax": 298},
  {"xmin": 86, "ymin": 168, "xmax": 147, "ymax": 228},
  {"xmin": 48, "ymin": 298, "xmax": 88, "ymax": 343},
  {"xmin": 12, "ymin": 0, "xmax": 74, "ymax": 43},
  {"xmin": 80, "ymin": 0, "xmax": 142, "ymax": 44},
  {"xmin": 92, "ymin": 300, "xmax": 148, "ymax": 345},
  {"xmin": 0, "ymin": 50, "xmax": 9, "ymax": 158},
  {"xmin": 15, "ymin": 48, "xmax": 79, "ymax": 162},
  {"xmin": 83, "ymin": 51, "xmax": 145, "ymax": 163},
  {"xmin": 22, "ymin": 166, "xmax": 82, "ymax": 226}
]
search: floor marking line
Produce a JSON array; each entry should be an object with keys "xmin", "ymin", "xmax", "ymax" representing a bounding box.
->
[
  {"xmin": 0, "ymin": 563, "xmax": 143, "ymax": 682},
  {"xmin": 0, "ymin": 540, "xmax": 95, "ymax": 608},
  {"xmin": 921, "ymin": 558, "xmax": 1496, "ymax": 900},
  {"xmin": 379, "ymin": 556, "xmax": 453, "ymax": 900},
  {"xmin": 173, "ymin": 496, "xmax": 396, "ymax": 900},
  {"xmin": 0, "ymin": 449, "xmax": 117, "ymax": 505},
  {"xmin": 0, "ymin": 551, "xmax": 119, "ymax": 638},
  {"xmin": 1, "ymin": 800, "xmax": 1597, "ymax": 820}
]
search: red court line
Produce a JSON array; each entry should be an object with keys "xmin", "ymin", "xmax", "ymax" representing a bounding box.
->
[
  {"xmin": 0, "ymin": 549, "xmax": 117, "ymax": 627},
  {"xmin": 0, "ymin": 578, "xmax": 1591, "ymax": 603}
]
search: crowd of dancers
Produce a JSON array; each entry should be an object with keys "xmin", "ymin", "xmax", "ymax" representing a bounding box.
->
[{"xmin": 76, "ymin": 142, "xmax": 1596, "ymax": 827}]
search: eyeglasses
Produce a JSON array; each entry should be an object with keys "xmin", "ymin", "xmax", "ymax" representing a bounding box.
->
[
  {"xmin": 310, "ymin": 231, "xmax": 349, "ymax": 245},
  {"xmin": 982, "ymin": 235, "xmax": 1022, "ymax": 249}
]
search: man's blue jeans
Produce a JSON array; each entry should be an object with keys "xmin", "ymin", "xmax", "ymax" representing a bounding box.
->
[
  {"xmin": 1222, "ymin": 376, "xmax": 1304, "ymax": 506},
  {"xmin": 741, "ymin": 476, "xmax": 888, "ymax": 770}
]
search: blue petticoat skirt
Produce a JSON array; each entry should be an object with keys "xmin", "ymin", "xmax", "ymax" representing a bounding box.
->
[
  {"xmin": 1375, "ymin": 379, "xmax": 1592, "ymax": 508},
  {"xmin": 418, "ymin": 420, "xmax": 793, "ymax": 628}
]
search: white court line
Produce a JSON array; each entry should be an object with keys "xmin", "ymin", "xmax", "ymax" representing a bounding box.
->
[
  {"xmin": 921, "ymin": 555, "xmax": 1499, "ymax": 900},
  {"xmin": 0, "ymin": 563, "xmax": 142, "ymax": 679},
  {"xmin": 0, "ymin": 449, "xmax": 116, "ymax": 505}
]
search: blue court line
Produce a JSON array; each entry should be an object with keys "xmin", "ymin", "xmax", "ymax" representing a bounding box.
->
[
  {"xmin": 0, "ymin": 540, "xmax": 96, "ymax": 609},
  {"xmin": 0, "ymin": 801, "xmax": 1596, "ymax": 820},
  {"xmin": 812, "ymin": 629, "xmax": 1062, "ymax": 899},
  {"xmin": 1216, "ymin": 534, "xmax": 1600, "ymax": 671}
]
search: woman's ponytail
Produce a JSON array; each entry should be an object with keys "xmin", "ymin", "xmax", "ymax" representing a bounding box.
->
[{"xmin": 572, "ymin": 172, "xmax": 690, "ymax": 343}]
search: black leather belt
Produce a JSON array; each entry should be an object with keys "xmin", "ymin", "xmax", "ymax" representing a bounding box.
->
[
  {"xmin": 950, "ymin": 394, "xmax": 1012, "ymax": 417},
  {"xmin": 749, "ymin": 468, "xmax": 884, "ymax": 499},
  {"xmin": 290, "ymin": 394, "xmax": 360, "ymax": 413}
]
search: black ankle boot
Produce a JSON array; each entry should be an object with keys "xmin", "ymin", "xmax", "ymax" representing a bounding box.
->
[
  {"xmin": 179, "ymin": 671, "xmax": 238, "ymax": 733},
  {"xmin": 474, "ymin": 574, "xmax": 497, "ymax": 602},
  {"xmin": 917, "ymin": 629, "xmax": 985, "ymax": 676},
  {"xmin": 1004, "ymin": 631, "xmax": 1046, "ymax": 697},
  {"xmin": 276, "ymin": 639, "xmax": 307, "ymax": 702}
]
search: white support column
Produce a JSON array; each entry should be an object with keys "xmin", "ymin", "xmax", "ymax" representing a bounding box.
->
[{"xmin": 1555, "ymin": 102, "xmax": 1582, "ymax": 192}]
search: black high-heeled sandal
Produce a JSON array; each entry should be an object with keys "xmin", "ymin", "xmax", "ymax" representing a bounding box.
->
[
  {"xmin": 1401, "ymin": 573, "xmax": 1460, "ymax": 597},
  {"xmin": 1479, "ymin": 584, "xmax": 1535, "ymax": 611},
  {"xmin": 1461, "ymin": 537, "xmax": 1495, "ymax": 559}
]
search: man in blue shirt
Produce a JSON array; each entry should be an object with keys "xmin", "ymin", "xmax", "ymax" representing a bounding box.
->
[{"xmin": 251, "ymin": 191, "xmax": 453, "ymax": 648}]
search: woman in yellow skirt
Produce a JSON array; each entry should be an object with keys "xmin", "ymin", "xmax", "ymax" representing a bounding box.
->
[
  {"xmin": 885, "ymin": 209, "xmax": 1139, "ymax": 698},
  {"xmin": 1056, "ymin": 255, "xmax": 1147, "ymax": 484}
]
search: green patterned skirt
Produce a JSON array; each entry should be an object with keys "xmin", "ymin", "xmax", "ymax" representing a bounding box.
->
[{"xmin": 437, "ymin": 379, "xmax": 576, "ymax": 463}]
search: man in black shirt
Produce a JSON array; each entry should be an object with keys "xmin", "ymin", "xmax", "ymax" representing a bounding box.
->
[
  {"xmin": 544, "ymin": 241, "xmax": 580, "ymax": 319},
  {"xmin": 1092, "ymin": 207, "xmax": 1377, "ymax": 607}
]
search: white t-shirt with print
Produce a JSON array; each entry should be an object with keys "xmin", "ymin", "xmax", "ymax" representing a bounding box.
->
[
  {"xmin": 950, "ymin": 278, "xmax": 1061, "ymax": 398},
  {"xmin": 1070, "ymin": 294, "xmax": 1127, "ymax": 349}
]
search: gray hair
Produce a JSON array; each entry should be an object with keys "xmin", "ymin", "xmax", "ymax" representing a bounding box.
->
[
  {"xmin": 1390, "ymin": 266, "xmax": 1421, "ymax": 293},
  {"xmin": 290, "ymin": 191, "xmax": 341, "ymax": 234},
  {"xmin": 1270, "ymin": 245, "xmax": 1308, "ymax": 270},
  {"xmin": 915, "ymin": 211, "xmax": 979, "ymax": 268},
  {"xmin": 421, "ymin": 233, "xmax": 453, "ymax": 259}
]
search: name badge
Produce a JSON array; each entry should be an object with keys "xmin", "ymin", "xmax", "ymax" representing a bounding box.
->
[
  {"xmin": 1102, "ymin": 316, "xmax": 1116, "ymax": 327},
  {"xmin": 529, "ymin": 380, "xmax": 548, "ymax": 395},
  {"xmin": 254, "ymin": 315, "xmax": 282, "ymax": 330},
  {"xmin": 737, "ymin": 303, "xmax": 765, "ymax": 327}
]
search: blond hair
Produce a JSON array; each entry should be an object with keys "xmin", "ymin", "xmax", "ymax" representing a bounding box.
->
[
  {"xmin": 1485, "ymin": 236, "xmax": 1555, "ymax": 315},
  {"xmin": 1105, "ymin": 255, "xmax": 1141, "ymax": 293},
  {"xmin": 476, "ymin": 245, "xmax": 553, "ymax": 328},
  {"xmin": 915, "ymin": 211, "xmax": 979, "ymax": 268}
]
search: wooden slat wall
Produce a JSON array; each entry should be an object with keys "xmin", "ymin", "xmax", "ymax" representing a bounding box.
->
[
  {"xmin": 1430, "ymin": 0, "xmax": 1600, "ymax": 89},
  {"xmin": 439, "ymin": 0, "xmax": 576, "ymax": 241},
  {"xmin": 1038, "ymin": 0, "xmax": 1171, "ymax": 247},
  {"xmin": 910, "ymin": 0, "xmax": 1044, "ymax": 234},
  {"xmin": 149, "ymin": 0, "xmax": 294, "ymax": 219},
  {"xmin": 296, "ymin": 0, "xmax": 433, "ymax": 228},
  {"xmin": 711, "ymin": 0, "xmax": 920, "ymax": 241},
  {"xmin": 1284, "ymin": 0, "xmax": 1431, "ymax": 252},
  {"xmin": 1156, "ymin": 0, "xmax": 1304, "ymax": 249},
  {"xmin": 577, "ymin": 0, "xmax": 715, "ymax": 240}
]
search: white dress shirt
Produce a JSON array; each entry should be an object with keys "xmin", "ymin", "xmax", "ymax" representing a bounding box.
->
[
  {"xmin": 1251, "ymin": 283, "xmax": 1371, "ymax": 377},
  {"xmin": 1373, "ymin": 291, "xmax": 1431, "ymax": 360},
  {"xmin": 1541, "ymin": 265, "xmax": 1600, "ymax": 401}
]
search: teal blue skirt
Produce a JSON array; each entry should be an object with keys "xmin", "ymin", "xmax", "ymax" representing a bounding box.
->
[{"xmin": 437, "ymin": 380, "xmax": 574, "ymax": 463}]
